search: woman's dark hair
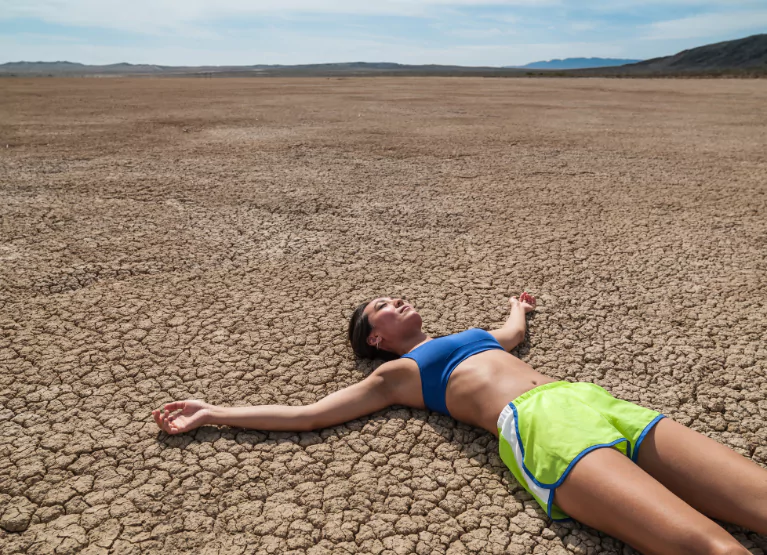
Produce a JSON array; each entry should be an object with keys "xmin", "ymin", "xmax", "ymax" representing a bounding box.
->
[{"xmin": 348, "ymin": 299, "xmax": 401, "ymax": 361}]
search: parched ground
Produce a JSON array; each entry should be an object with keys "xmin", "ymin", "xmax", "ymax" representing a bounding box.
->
[{"xmin": 1, "ymin": 77, "xmax": 765, "ymax": 555}]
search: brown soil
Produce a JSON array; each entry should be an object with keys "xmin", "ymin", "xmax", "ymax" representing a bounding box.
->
[{"xmin": 1, "ymin": 77, "xmax": 765, "ymax": 554}]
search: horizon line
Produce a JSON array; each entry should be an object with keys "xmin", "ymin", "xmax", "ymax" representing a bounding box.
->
[{"xmin": 0, "ymin": 57, "xmax": 646, "ymax": 69}]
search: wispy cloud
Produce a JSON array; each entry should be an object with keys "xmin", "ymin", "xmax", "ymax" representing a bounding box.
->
[
  {"xmin": 643, "ymin": 10, "xmax": 767, "ymax": 40},
  {"xmin": 447, "ymin": 27, "xmax": 515, "ymax": 39},
  {"xmin": 0, "ymin": 0, "xmax": 559, "ymax": 35},
  {"xmin": 571, "ymin": 21, "xmax": 599, "ymax": 32},
  {"xmin": 586, "ymin": 0, "xmax": 764, "ymax": 9}
]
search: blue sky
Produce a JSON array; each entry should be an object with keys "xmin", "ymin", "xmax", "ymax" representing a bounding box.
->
[{"xmin": 1, "ymin": 1, "xmax": 766, "ymax": 66}]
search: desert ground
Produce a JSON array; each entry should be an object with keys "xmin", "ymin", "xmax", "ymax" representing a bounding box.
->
[{"xmin": 1, "ymin": 77, "xmax": 765, "ymax": 554}]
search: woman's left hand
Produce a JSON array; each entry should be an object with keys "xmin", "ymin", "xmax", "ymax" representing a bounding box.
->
[{"xmin": 510, "ymin": 292, "xmax": 536, "ymax": 313}]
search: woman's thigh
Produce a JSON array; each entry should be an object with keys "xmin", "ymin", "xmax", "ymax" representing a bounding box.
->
[
  {"xmin": 552, "ymin": 446, "xmax": 747, "ymax": 555},
  {"xmin": 636, "ymin": 417, "xmax": 767, "ymax": 534}
]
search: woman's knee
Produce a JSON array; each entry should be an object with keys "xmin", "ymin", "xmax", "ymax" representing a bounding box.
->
[{"xmin": 699, "ymin": 538, "xmax": 750, "ymax": 555}]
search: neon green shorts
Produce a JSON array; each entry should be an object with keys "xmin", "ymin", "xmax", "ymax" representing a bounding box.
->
[{"xmin": 497, "ymin": 380, "xmax": 666, "ymax": 521}]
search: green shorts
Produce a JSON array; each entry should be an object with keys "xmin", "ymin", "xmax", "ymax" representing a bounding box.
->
[{"xmin": 497, "ymin": 380, "xmax": 665, "ymax": 521}]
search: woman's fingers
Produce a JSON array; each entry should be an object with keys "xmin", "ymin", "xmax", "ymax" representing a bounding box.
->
[
  {"xmin": 164, "ymin": 401, "xmax": 186, "ymax": 412},
  {"xmin": 153, "ymin": 408, "xmax": 173, "ymax": 434},
  {"xmin": 510, "ymin": 293, "xmax": 538, "ymax": 307},
  {"xmin": 163, "ymin": 410, "xmax": 179, "ymax": 434},
  {"xmin": 168, "ymin": 414, "xmax": 182, "ymax": 430},
  {"xmin": 161, "ymin": 409, "xmax": 169, "ymax": 432},
  {"xmin": 154, "ymin": 409, "xmax": 164, "ymax": 430},
  {"xmin": 164, "ymin": 410, "xmax": 178, "ymax": 433},
  {"xmin": 153, "ymin": 409, "xmax": 168, "ymax": 431},
  {"xmin": 152, "ymin": 407, "xmax": 186, "ymax": 434},
  {"xmin": 166, "ymin": 415, "xmax": 180, "ymax": 434}
]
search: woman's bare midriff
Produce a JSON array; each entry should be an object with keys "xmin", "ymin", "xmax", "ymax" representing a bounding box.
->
[
  {"xmin": 397, "ymin": 349, "xmax": 558, "ymax": 438},
  {"xmin": 446, "ymin": 350, "xmax": 558, "ymax": 437}
]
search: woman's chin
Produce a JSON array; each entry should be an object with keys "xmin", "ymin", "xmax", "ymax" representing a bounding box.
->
[{"xmin": 403, "ymin": 313, "xmax": 423, "ymax": 328}]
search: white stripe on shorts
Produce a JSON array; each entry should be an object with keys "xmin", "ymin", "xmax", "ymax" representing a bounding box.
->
[{"xmin": 497, "ymin": 403, "xmax": 550, "ymax": 504}]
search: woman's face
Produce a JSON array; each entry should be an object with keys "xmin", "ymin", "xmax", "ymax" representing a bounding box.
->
[{"xmin": 363, "ymin": 296, "xmax": 421, "ymax": 347}]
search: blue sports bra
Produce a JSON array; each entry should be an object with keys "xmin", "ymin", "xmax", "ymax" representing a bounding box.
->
[{"xmin": 400, "ymin": 328, "xmax": 505, "ymax": 417}]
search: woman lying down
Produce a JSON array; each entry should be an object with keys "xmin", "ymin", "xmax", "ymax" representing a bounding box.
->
[{"xmin": 153, "ymin": 292, "xmax": 766, "ymax": 554}]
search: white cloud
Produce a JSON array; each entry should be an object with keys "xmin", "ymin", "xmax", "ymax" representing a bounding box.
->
[
  {"xmin": 0, "ymin": 0, "xmax": 559, "ymax": 34},
  {"xmin": 571, "ymin": 21, "xmax": 598, "ymax": 32},
  {"xmin": 2, "ymin": 0, "xmax": 762, "ymax": 40},
  {"xmin": 588, "ymin": 0, "xmax": 762, "ymax": 9},
  {"xmin": 2, "ymin": 0, "xmax": 761, "ymax": 29},
  {"xmin": 643, "ymin": 10, "xmax": 767, "ymax": 40},
  {"xmin": 447, "ymin": 27, "xmax": 515, "ymax": 39}
]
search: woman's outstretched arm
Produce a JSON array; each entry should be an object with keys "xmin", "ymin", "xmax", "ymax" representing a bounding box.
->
[{"xmin": 152, "ymin": 362, "xmax": 401, "ymax": 435}]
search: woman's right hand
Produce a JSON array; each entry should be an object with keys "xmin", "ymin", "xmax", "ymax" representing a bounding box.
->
[
  {"xmin": 510, "ymin": 292, "xmax": 536, "ymax": 313},
  {"xmin": 152, "ymin": 399, "xmax": 214, "ymax": 435}
]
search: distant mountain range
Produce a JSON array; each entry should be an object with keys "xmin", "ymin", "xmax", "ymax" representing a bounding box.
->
[
  {"xmin": 0, "ymin": 61, "xmax": 524, "ymax": 77},
  {"xmin": 1, "ymin": 34, "xmax": 764, "ymax": 77},
  {"xmin": 0, "ymin": 61, "xmax": 259, "ymax": 75},
  {"xmin": 509, "ymin": 58, "xmax": 642, "ymax": 69}
]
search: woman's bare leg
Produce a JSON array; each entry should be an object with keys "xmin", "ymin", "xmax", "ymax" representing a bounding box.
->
[
  {"xmin": 552, "ymin": 446, "xmax": 749, "ymax": 555},
  {"xmin": 636, "ymin": 417, "xmax": 767, "ymax": 534}
]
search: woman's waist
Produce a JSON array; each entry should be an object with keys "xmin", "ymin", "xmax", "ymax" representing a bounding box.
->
[
  {"xmin": 447, "ymin": 356, "xmax": 556, "ymax": 398},
  {"xmin": 446, "ymin": 365, "xmax": 558, "ymax": 435}
]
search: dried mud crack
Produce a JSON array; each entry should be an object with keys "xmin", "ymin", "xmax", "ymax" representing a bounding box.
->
[{"xmin": 1, "ymin": 78, "xmax": 766, "ymax": 554}]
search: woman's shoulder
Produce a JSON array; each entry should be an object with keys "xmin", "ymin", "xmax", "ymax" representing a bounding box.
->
[
  {"xmin": 376, "ymin": 356, "xmax": 417, "ymax": 374},
  {"xmin": 373, "ymin": 358, "xmax": 425, "ymax": 409}
]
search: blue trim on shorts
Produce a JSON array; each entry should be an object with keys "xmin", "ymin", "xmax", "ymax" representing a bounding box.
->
[
  {"xmin": 551, "ymin": 438, "xmax": 630, "ymax": 489},
  {"xmin": 509, "ymin": 401, "xmax": 632, "ymax": 490},
  {"xmin": 547, "ymin": 490, "xmax": 574, "ymax": 522},
  {"xmin": 545, "ymin": 438, "xmax": 631, "ymax": 522},
  {"xmin": 631, "ymin": 414, "xmax": 666, "ymax": 463}
]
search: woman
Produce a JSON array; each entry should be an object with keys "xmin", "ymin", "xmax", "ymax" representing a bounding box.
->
[{"xmin": 152, "ymin": 293, "xmax": 765, "ymax": 554}]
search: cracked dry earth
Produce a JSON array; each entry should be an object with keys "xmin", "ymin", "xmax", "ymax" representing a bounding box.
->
[{"xmin": 1, "ymin": 77, "xmax": 766, "ymax": 555}]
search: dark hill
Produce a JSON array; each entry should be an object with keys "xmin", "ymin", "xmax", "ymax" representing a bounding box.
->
[{"xmin": 623, "ymin": 33, "xmax": 767, "ymax": 72}]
